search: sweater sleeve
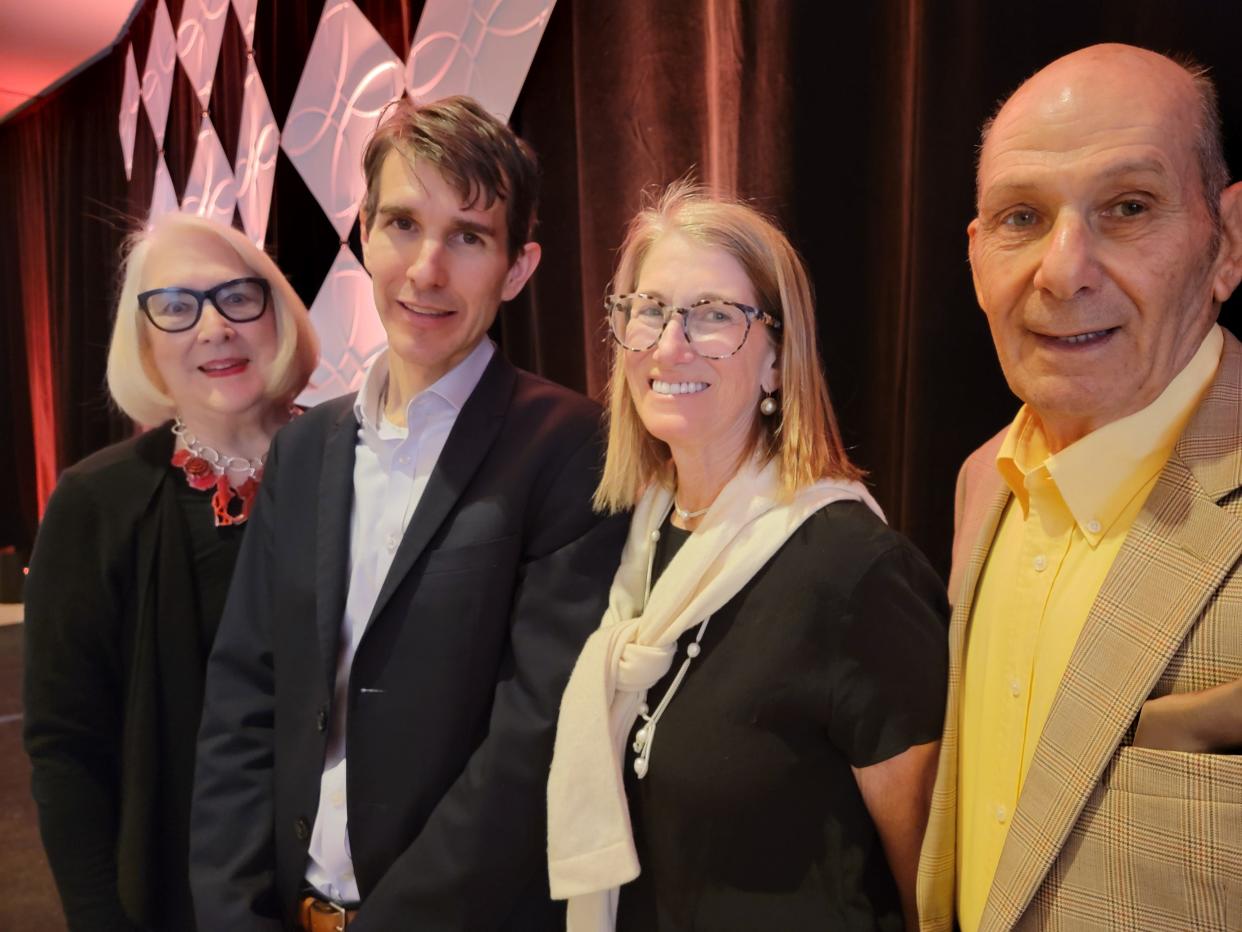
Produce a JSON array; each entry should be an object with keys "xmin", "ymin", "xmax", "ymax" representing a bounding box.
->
[{"xmin": 22, "ymin": 468, "xmax": 139, "ymax": 931}]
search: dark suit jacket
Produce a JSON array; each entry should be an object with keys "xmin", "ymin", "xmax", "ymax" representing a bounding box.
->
[{"xmin": 191, "ymin": 353, "xmax": 628, "ymax": 931}]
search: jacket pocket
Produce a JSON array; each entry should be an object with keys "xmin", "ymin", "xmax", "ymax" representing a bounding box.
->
[
  {"xmin": 418, "ymin": 534, "xmax": 520, "ymax": 578},
  {"xmin": 1029, "ymin": 747, "xmax": 1241, "ymax": 931}
]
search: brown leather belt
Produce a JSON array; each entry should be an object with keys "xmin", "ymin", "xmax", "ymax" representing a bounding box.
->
[{"xmin": 298, "ymin": 894, "xmax": 359, "ymax": 931}]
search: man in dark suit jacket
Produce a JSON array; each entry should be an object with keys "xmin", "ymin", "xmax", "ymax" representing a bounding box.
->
[{"xmin": 190, "ymin": 95, "xmax": 627, "ymax": 931}]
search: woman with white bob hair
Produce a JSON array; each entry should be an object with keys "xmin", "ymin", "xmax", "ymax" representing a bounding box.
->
[
  {"xmin": 548, "ymin": 182, "xmax": 948, "ymax": 931},
  {"xmin": 23, "ymin": 212, "xmax": 318, "ymax": 930}
]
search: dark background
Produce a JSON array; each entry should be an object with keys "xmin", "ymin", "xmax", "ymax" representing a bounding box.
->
[{"xmin": 4, "ymin": 0, "xmax": 1242, "ymax": 580}]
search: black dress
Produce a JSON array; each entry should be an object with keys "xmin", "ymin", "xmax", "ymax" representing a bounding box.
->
[
  {"xmin": 616, "ymin": 501, "xmax": 949, "ymax": 932},
  {"xmin": 23, "ymin": 424, "xmax": 245, "ymax": 931}
]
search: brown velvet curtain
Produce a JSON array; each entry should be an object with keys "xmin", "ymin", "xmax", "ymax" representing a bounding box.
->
[
  {"xmin": 0, "ymin": 45, "xmax": 133, "ymax": 555},
  {"xmin": 505, "ymin": 0, "xmax": 1242, "ymax": 575},
  {"xmin": 3, "ymin": 0, "xmax": 1242, "ymax": 580},
  {"xmin": 505, "ymin": 0, "xmax": 998, "ymax": 571}
]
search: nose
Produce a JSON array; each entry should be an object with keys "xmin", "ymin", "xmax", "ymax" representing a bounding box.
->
[
  {"xmin": 406, "ymin": 239, "xmax": 448, "ymax": 290},
  {"xmin": 651, "ymin": 311, "xmax": 696, "ymax": 364},
  {"xmin": 1032, "ymin": 211, "xmax": 1101, "ymax": 300},
  {"xmin": 195, "ymin": 301, "xmax": 235, "ymax": 342}
]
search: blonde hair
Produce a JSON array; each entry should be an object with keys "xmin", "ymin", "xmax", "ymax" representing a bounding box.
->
[
  {"xmin": 106, "ymin": 213, "xmax": 319, "ymax": 427},
  {"xmin": 594, "ymin": 181, "xmax": 862, "ymax": 513}
]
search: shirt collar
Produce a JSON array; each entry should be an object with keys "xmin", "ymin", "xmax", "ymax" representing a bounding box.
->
[
  {"xmin": 353, "ymin": 338, "xmax": 495, "ymax": 431},
  {"xmin": 996, "ymin": 324, "xmax": 1223, "ymax": 544}
]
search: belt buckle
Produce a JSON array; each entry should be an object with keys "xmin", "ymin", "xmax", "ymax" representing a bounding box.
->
[{"xmin": 311, "ymin": 897, "xmax": 351, "ymax": 932}]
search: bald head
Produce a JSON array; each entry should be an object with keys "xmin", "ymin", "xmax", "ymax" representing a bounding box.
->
[
  {"xmin": 966, "ymin": 42, "xmax": 1242, "ymax": 451},
  {"xmin": 978, "ymin": 44, "xmax": 1227, "ymax": 231}
]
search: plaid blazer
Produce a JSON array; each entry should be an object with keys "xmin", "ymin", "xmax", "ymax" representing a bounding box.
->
[{"xmin": 917, "ymin": 329, "xmax": 1242, "ymax": 932}]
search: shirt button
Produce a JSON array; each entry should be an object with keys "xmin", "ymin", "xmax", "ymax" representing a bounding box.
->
[
  {"xmin": 995, "ymin": 804, "xmax": 1008, "ymax": 824},
  {"xmin": 331, "ymin": 789, "xmax": 346, "ymax": 809},
  {"xmin": 386, "ymin": 533, "xmax": 398, "ymax": 552},
  {"xmin": 397, "ymin": 454, "xmax": 410, "ymax": 465},
  {"xmin": 1032, "ymin": 554, "xmax": 1047, "ymax": 572},
  {"xmin": 294, "ymin": 817, "xmax": 310, "ymax": 841},
  {"xmin": 1009, "ymin": 678, "xmax": 1021, "ymax": 697},
  {"xmin": 1086, "ymin": 519, "xmax": 1101, "ymax": 534}
]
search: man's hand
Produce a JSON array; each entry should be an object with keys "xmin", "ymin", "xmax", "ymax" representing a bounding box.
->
[{"xmin": 1134, "ymin": 677, "xmax": 1242, "ymax": 752}]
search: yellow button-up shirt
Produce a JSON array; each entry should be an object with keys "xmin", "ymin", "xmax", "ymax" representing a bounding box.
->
[{"xmin": 955, "ymin": 325, "xmax": 1223, "ymax": 932}]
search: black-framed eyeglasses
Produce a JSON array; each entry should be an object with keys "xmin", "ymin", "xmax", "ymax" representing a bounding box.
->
[
  {"xmin": 606, "ymin": 293, "xmax": 782, "ymax": 359},
  {"xmin": 138, "ymin": 277, "xmax": 272, "ymax": 333}
]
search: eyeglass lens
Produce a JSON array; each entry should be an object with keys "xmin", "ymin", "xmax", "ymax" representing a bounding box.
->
[
  {"xmin": 610, "ymin": 296, "xmax": 751, "ymax": 358},
  {"xmin": 146, "ymin": 280, "xmax": 268, "ymax": 332}
]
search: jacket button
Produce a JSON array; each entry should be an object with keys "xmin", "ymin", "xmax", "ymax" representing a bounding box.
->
[
  {"xmin": 294, "ymin": 817, "xmax": 310, "ymax": 841},
  {"xmin": 316, "ymin": 707, "xmax": 328, "ymax": 733}
]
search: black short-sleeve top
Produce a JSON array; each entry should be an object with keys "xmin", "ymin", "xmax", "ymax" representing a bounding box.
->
[{"xmin": 615, "ymin": 500, "xmax": 949, "ymax": 932}]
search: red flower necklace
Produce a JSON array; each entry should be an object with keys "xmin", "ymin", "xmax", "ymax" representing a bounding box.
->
[{"xmin": 170, "ymin": 418, "xmax": 267, "ymax": 527}]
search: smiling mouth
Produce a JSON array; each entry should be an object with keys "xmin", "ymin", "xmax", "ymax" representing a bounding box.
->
[
  {"xmin": 651, "ymin": 379, "xmax": 710, "ymax": 396},
  {"xmin": 1039, "ymin": 327, "xmax": 1119, "ymax": 346},
  {"xmin": 199, "ymin": 359, "xmax": 248, "ymax": 376},
  {"xmin": 398, "ymin": 300, "xmax": 454, "ymax": 318}
]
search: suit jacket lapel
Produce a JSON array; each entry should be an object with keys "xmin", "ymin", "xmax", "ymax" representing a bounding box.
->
[
  {"xmin": 316, "ymin": 403, "xmax": 360, "ymax": 690},
  {"xmin": 365, "ymin": 353, "xmax": 517, "ymax": 629},
  {"xmin": 982, "ymin": 331, "xmax": 1242, "ymax": 930},
  {"xmin": 920, "ymin": 448, "xmax": 1011, "ymax": 930}
]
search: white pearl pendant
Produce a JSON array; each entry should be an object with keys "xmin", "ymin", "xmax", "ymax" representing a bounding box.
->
[{"xmin": 633, "ymin": 757, "xmax": 648, "ymax": 779}]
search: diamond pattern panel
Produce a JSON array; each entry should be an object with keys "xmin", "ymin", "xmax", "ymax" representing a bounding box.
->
[
  {"xmin": 282, "ymin": 0, "xmax": 404, "ymax": 238},
  {"xmin": 178, "ymin": 0, "xmax": 231, "ymax": 108},
  {"xmin": 235, "ymin": 60, "xmax": 279, "ymax": 246},
  {"xmin": 299, "ymin": 245, "xmax": 387, "ymax": 407},
  {"xmin": 406, "ymin": 0, "xmax": 557, "ymax": 123},
  {"xmin": 120, "ymin": 45, "xmax": 141, "ymax": 181},
  {"xmin": 251, "ymin": 0, "xmax": 328, "ymax": 126},
  {"xmin": 127, "ymin": 103, "xmax": 160, "ymax": 222},
  {"xmin": 182, "ymin": 114, "xmax": 238, "ymax": 225},
  {"xmin": 142, "ymin": 0, "xmax": 178, "ymax": 149},
  {"xmin": 150, "ymin": 153, "xmax": 180, "ymax": 224},
  {"xmin": 231, "ymin": 0, "xmax": 259, "ymax": 48},
  {"xmin": 267, "ymin": 150, "xmax": 341, "ymax": 308},
  {"xmin": 209, "ymin": 4, "xmax": 249, "ymax": 173},
  {"xmin": 164, "ymin": 59, "xmax": 204, "ymax": 203}
]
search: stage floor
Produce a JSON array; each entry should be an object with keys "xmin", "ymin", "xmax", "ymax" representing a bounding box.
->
[{"xmin": 0, "ymin": 623, "xmax": 66, "ymax": 929}]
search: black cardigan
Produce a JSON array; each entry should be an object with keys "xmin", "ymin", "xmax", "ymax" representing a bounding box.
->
[{"xmin": 23, "ymin": 423, "xmax": 242, "ymax": 930}]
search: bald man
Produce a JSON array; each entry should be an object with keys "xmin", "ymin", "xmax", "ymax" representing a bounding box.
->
[{"xmin": 918, "ymin": 44, "xmax": 1242, "ymax": 931}]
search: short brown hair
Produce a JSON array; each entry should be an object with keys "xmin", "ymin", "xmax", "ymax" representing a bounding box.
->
[
  {"xmin": 594, "ymin": 181, "xmax": 863, "ymax": 513},
  {"xmin": 361, "ymin": 95, "xmax": 540, "ymax": 261}
]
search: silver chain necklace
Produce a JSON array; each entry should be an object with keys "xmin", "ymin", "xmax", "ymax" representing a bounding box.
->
[{"xmin": 172, "ymin": 418, "xmax": 266, "ymax": 479}]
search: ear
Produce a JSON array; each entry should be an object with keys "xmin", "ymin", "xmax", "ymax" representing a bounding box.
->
[
  {"xmin": 966, "ymin": 217, "xmax": 986, "ymax": 310},
  {"xmin": 761, "ymin": 340, "xmax": 781, "ymax": 394},
  {"xmin": 1212, "ymin": 182, "xmax": 1242, "ymax": 303},
  {"xmin": 358, "ymin": 208, "xmax": 372, "ymax": 269},
  {"xmin": 501, "ymin": 241, "xmax": 542, "ymax": 302}
]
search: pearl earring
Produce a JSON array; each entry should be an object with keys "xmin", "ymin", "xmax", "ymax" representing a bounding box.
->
[{"xmin": 759, "ymin": 391, "xmax": 778, "ymax": 416}]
